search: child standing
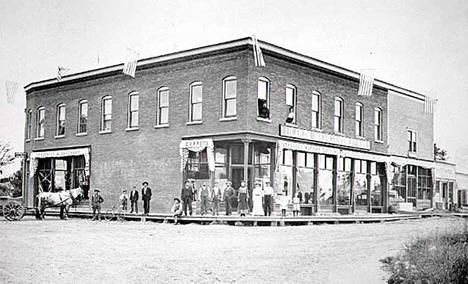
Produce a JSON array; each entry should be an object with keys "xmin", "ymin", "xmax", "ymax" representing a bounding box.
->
[
  {"xmin": 119, "ymin": 189, "xmax": 129, "ymax": 211},
  {"xmin": 292, "ymin": 192, "xmax": 300, "ymax": 217}
]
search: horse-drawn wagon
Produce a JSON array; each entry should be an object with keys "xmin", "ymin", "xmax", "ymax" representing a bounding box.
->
[{"xmin": 0, "ymin": 196, "xmax": 26, "ymax": 221}]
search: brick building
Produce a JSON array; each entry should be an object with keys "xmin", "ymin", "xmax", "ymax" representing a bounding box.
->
[{"xmin": 22, "ymin": 37, "xmax": 438, "ymax": 214}]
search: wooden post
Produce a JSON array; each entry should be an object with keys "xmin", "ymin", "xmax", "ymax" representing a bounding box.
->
[
  {"xmin": 241, "ymin": 139, "xmax": 250, "ymax": 185},
  {"xmin": 332, "ymin": 156, "xmax": 338, "ymax": 213},
  {"xmin": 313, "ymin": 153, "xmax": 319, "ymax": 214},
  {"xmin": 350, "ymin": 158, "xmax": 355, "ymax": 214},
  {"xmin": 367, "ymin": 161, "xmax": 372, "ymax": 213}
]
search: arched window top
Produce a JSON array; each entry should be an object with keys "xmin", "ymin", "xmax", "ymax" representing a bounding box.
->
[
  {"xmin": 286, "ymin": 83, "xmax": 296, "ymax": 90},
  {"xmin": 335, "ymin": 96, "xmax": 344, "ymax": 102},
  {"xmin": 78, "ymin": 99, "xmax": 88, "ymax": 104},
  {"xmin": 312, "ymin": 90, "xmax": 322, "ymax": 95},
  {"xmin": 223, "ymin": 75, "xmax": 237, "ymax": 81},
  {"xmin": 57, "ymin": 102, "xmax": 65, "ymax": 108},
  {"xmin": 356, "ymin": 102, "xmax": 363, "ymax": 106},
  {"xmin": 375, "ymin": 107, "xmax": 382, "ymax": 112},
  {"xmin": 190, "ymin": 81, "xmax": 202, "ymax": 87},
  {"xmin": 102, "ymin": 95, "xmax": 112, "ymax": 101},
  {"xmin": 128, "ymin": 91, "xmax": 138, "ymax": 96},
  {"xmin": 37, "ymin": 105, "xmax": 45, "ymax": 110},
  {"xmin": 258, "ymin": 76, "xmax": 270, "ymax": 82},
  {"xmin": 158, "ymin": 86, "xmax": 169, "ymax": 92}
]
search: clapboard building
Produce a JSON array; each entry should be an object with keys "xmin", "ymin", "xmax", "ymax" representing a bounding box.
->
[{"xmin": 23, "ymin": 37, "xmax": 438, "ymax": 213}]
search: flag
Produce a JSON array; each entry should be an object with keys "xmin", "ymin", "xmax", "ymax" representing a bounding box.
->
[
  {"xmin": 251, "ymin": 35, "xmax": 266, "ymax": 67},
  {"xmin": 424, "ymin": 96, "xmax": 436, "ymax": 114},
  {"xmin": 57, "ymin": 66, "xmax": 70, "ymax": 82},
  {"xmin": 357, "ymin": 70, "xmax": 374, "ymax": 96},
  {"xmin": 5, "ymin": 80, "xmax": 18, "ymax": 105},
  {"xmin": 123, "ymin": 48, "xmax": 139, "ymax": 78}
]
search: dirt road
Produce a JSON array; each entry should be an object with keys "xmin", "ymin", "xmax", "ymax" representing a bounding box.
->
[{"xmin": 1, "ymin": 216, "xmax": 465, "ymax": 284}]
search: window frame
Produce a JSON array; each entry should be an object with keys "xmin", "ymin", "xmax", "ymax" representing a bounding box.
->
[
  {"xmin": 26, "ymin": 109, "xmax": 32, "ymax": 140},
  {"xmin": 100, "ymin": 96, "xmax": 112, "ymax": 132},
  {"xmin": 36, "ymin": 106, "xmax": 45, "ymax": 138},
  {"xmin": 127, "ymin": 92, "xmax": 139, "ymax": 129},
  {"xmin": 55, "ymin": 103, "xmax": 66, "ymax": 137},
  {"xmin": 374, "ymin": 107, "xmax": 383, "ymax": 141},
  {"xmin": 77, "ymin": 100, "xmax": 88, "ymax": 134},
  {"xmin": 222, "ymin": 76, "xmax": 237, "ymax": 119},
  {"xmin": 257, "ymin": 77, "xmax": 271, "ymax": 120},
  {"xmin": 355, "ymin": 102, "xmax": 364, "ymax": 137},
  {"xmin": 408, "ymin": 129, "xmax": 418, "ymax": 153},
  {"xmin": 311, "ymin": 91, "xmax": 321, "ymax": 129},
  {"xmin": 334, "ymin": 97, "xmax": 344, "ymax": 133},
  {"xmin": 189, "ymin": 82, "xmax": 203, "ymax": 122},
  {"xmin": 285, "ymin": 84, "xmax": 297, "ymax": 124},
  {"xmin": 156, "ymin": 87, "xmax": 170, "ymax": 126}
]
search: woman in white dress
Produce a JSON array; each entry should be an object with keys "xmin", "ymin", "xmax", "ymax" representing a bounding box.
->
[{"xmin": 252, "ymin": 181, "xmax": 264, "ymax": 216}]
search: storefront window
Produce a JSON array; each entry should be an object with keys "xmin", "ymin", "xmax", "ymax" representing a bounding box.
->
[
  {"xmin": 54, "ymin": 159, "xmax": 69, "ymax": 191},
  {"xmin": 370, "ymin": 163, "xmax": 384, "ymax": 206},
  {"xmin": 254, "ymin": 146, "xmax": 271, "ymax": 182},
  {"xmin": 337, "ymin": 158, "xmax": 351, "ymax": 206},
  {"xmin": 296, "ymin": 152, "xmax": 314, "ymax": 204},
  {"xmin": 354, "ymin": 159, "xmax": 367, "ymax": 207},
  {"xmin": 318, "ymin": 154, "xmax": 333, "ymax": 207},
  {"xmin": 417, "ymin": 167, "xmax": 432, "ymax": 200},
  {"xmin": 390, "ymin": 165, "xmax": 406, "ymax": 205},
  {"xmin": 407, "ymin": 165, "xmax": 417, "ymax": 206},
  {"xmin": 186, "ymin": 150, "xmax": 209, "ymax": 179}
]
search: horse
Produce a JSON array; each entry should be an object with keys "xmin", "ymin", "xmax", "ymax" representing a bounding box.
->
[{"xmin": 35, "ymin": 187, "xmax": 84, "ymax": 220}]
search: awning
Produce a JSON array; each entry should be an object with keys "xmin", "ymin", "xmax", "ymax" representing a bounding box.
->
[
  {"xmin": 29, "ymin": 147, "xmax": 90, "ymax": 177},
  {"xmin": 179, "ymin": 138, "xmax": 215, "ymax": 172},
  {"xmin": 391, "ymin": 156, "xmax": 435, "ymax": 170}
]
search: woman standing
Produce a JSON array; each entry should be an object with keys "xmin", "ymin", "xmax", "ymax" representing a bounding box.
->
[
  {"xmin": 252, "ymin": 181, "xmax": 264, "ymax": 216},
  {"xmin": 237, "ymin": 181, "xmax": 249, "ymax": 216}
]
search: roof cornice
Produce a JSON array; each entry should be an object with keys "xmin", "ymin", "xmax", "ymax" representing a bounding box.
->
[{"xmin": 24, "ymin": 37, "xmax": 426, "ymax": 100}]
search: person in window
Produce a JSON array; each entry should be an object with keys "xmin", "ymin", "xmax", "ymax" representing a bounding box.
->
[
  {"xmin": 181, "ymin": 181, "xmax": 193, "ymax": 216},
  {"xmin": 199, "ymin": 182, "xmax": 210, "ymax": 216},
  {"xmin": 129, "ymin": 186, "xmax": 139, "ymax": 214},
  {"xmin": 171, "ymin": 198, "xmax": 183, "ymax": 225},
  {"xmin": 286, "ymin": 106, "xmax": 295, "ymax": 124},
  {"xmin": 237, "ymin": 181, "xmax": 249, "ymax": 216},
  {"xmin": 141, "ymin": 182, "xmax": 152, "ymax": 215},
  {"xmin": 223, "ymin": 181, "xmax": 235, "ymax": 215},
  {"xmin": 258, "ymin": 101, "xmax": 270, "ymax": 119}
]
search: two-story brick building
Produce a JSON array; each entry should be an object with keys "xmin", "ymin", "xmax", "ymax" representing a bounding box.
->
[{"xmin": 22, "ymin": 37, "xmax": 437, "ymax": 214}]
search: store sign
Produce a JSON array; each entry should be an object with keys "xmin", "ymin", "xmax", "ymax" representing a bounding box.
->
[
  {"xmin": 280, "ymin": 125, "xmax": 371, "ymax": 150},
  {"xmin": 14, "ymin": 152, "xmax": 27, "ymax": 158}
]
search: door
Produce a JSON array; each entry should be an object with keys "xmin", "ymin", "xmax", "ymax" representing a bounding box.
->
[{"xmin": 230, "ymin": 167, "xmax": 252, "ymax": 211}]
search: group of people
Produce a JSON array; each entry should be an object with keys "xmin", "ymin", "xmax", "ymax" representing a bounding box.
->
[{"xmin": 118, "ymin": 182, "xmax": 153, "ymax": 215}]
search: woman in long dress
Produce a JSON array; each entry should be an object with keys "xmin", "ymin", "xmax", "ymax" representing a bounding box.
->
[
  {"xmin": 252, "ymin": 181, "xmax": 264, "ymax": 216},
  {"xmin": 237, "ymin": 181, "xmax": 249, "ymax": 216}
]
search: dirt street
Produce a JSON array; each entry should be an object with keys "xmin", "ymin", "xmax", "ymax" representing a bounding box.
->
[{"xmin": 0, "ymin": 216, "xmax": 466, "ymax": 284}]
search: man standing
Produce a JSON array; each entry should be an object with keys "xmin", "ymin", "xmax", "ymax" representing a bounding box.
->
[
  {"xmin": 129, "ymin": 186, "xmax": 139, "ymax": 214},
  {"xmin": 263, "ymin": 180, "xmax": 274, "ymax": 216},
  {"xmin": 141, "ymin": 182, "xmax": 152, "ymax": 215},
  {"xmin": 199, "ymin": 182, "xmax": 210, "ymax": 216},
  {"xmin": 181, "ymin": 181, "xmax": 193, "ymax": 216},
  {"xmin": 223, "ymin": 181, "xmax": 235, "ymax": 215},
  {"xmin": 210, "ymin": 181, "xmax": 222, "ymax": 216},
  {"xmin": 91, "ymin": 189, "xmax": 104, "ymax": 221}
]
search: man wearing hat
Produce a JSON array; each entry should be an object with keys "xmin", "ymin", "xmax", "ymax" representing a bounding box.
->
[
  {"xmin": 171, "ymin": 197, "xmax": 184, "ymax": 224},
  {"xmin": 141, "ymin": 182, "xmax": 152, "ymax": 215},
  {"xmin": 223, "ymin": 181, "xmax": 235, "ymax": 215},
  {"xmin": 129, "ymin": 186, "xmax": 139, "ymax": 214},
  {"xmin": 263, "ymin": 180, "xmax": 274, "ymax": 216},
  {"xmin": 181, "ymin": 181, "xmax": 193, "ymax": 216},
  {"xmin": 91, "ymin": 189, "xmax": 104, "ymax": 221}
]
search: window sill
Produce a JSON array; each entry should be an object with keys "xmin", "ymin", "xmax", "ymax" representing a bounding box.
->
[
  {"xmin": 99, "ymin": 130, "xmax": 112, "ymax": 135},
  {"xmin": 356, "ymin": 135, "xmax": 366, "ymax": 140},
  {"xmin": 257, "ymin": 117, "xmax": 271, "ymax": 123},
  {"xmin": 374, "ymin": 139, "xmax": 384, "ymax": 144},
  {"xmin": 54, "ymin": 135, "xmax": 65, "ymax": 139},
  {"xmin": 334, "ymin": 132, "xmax": 345, "ymax": 136},
  {"xmin": 186, "ymin": 121, "xmax": 203, "ymax": 125},
  {"xmin": 34, "ymin": 137, "xmax": 44, "ymax": 141},
  {"xmin": 408, "ymin": 151, "xmax": 417, "ymax": 158},
  {"xmin": 125, "ymin": 127, "xmax": 139, "ymax": 132},
  {"xmin": 311, "ymin": 127, "xmax": 323, "ymax": 132},
  {"xmin": 25, "ymin": 139, "xmax": 31, "ymax": 143},
  {"xmin": 154, "ymin": 124, "xmax": 169, "ymax": 129},
  {"xmin": 220, "ymin": 117, "xmax": 237, "ymax": 122},
  {"xmin": 285, "ymin": 123, "xmax": 298, "ymax": 128},
  {"xmin": 76, "ymin": 132, "xmax": 87, "ymax": 137}
]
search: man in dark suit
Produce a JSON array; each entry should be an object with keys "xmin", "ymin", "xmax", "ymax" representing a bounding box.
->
[
  {"xmin": 129, "ymin": 186, "xmax": 139, "ymax": 214},
  {"xmin": 181, "ymin": 181, "xmax": 193, "ymax": 216},
  {"xmin": 141, "ymin": 182, "xmax": 152, "ymax": 215}
]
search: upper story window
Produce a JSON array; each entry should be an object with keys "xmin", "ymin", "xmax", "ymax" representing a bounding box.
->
[
  {"xmin": 285, "ymin": 84, "xmax": 296, "ymax": 124},
  {"xmin": 334, "ymin": 97, "xmax": 344, "ymax": 133},
  {"xmin": 157, "ymin": 87, "xmax": 169, "ymax": 125},
  {"xmin": 311, "ymin": 91, "xmax": 321, "ymax": 129},
  {"xmin": 128, "ymin": 92, "xmax": 139, "ymax": 128},
  {"xmin": 355, "ymin": 103, "xmax": 364, "ymax": 137},
  {"xmin": 374, "ymin": 108, "xmax": 382, "ymax": 141},
  {"xmin": 36, "ymin": 106, "xmax": 45, "ymax": 138},
  {"xmin": 408, "ymin": 129, "xmax": 417, "ymax": 153},
  {"xmin": 257, "ymin": 77, "xmax": 270, "ymax": 119},
  {"xmin": 56, "ymin": 104, "xmax": 66, "ymax": 136},
  {"xmin": 78, "ymin": 100, "xmax": 88, "ymax": 134},
  {"xmin": 189, "ymin": 82, "xmax": 203, "ymax": 122},
  {"xmin": 222, "ymin": 76, "xmax": 237, "ymax": 118},
  {"xmin": 101, "ymin": 96, "xmax": 112, "ymax": 132},
  {"xmin": 26, "ymin": 109, "xmax": 32, "ymax": 140}
]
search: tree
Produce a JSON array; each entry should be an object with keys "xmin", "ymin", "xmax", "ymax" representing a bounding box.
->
[
  {"xmin": 434, "ymin": 143, "xmax": 448, "ymax": 161},
  {"xmin": 0, "ymin": 142, "xmax": 15, "ymax": 175},
  {"xmin": 9, "ymin": 169, "xmax": 22, "ymax": 197}
]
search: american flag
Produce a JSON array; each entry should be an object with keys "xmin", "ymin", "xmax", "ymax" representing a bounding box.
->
[
  {"xmin": 424, "ymin": 96, "xmax": 436, "ymax": 114},
  {"xmin": 252, "ymin": 36, "xmax": 266, "ymax": 67},
  {"xmin": 57, "ymin": 66, "xmax": 70, "ymax": 82},
  {"xmin": 123, "ymin": 48, "xmax": 139, "ymax": 78},
  {"xmin": 5, "ymin": 80, "xmax": 18, "ymax": 105},
  {"xmin": 357, "ymin": 70, "xmax": 375, "ymax": 97}
]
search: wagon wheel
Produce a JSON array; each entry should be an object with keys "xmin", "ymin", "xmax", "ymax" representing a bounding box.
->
[{"xmin": 3, "ymin": 201, "xmax": 26, "ymax": 221}]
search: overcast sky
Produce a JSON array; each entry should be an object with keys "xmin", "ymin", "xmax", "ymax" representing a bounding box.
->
[{"xmin": 0, "ymin": 0, "xmax": 467, "ymax": 175}]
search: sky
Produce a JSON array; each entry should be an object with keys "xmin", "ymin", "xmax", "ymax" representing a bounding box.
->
[{"xmin": 0, "ymin": 0, "xmax": 467, "ymax": 175}]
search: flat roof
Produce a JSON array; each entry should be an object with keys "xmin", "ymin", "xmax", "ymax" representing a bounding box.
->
[{"xmin": 24, "ymin": 37, "xmax": 426, "ymax": 100}]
